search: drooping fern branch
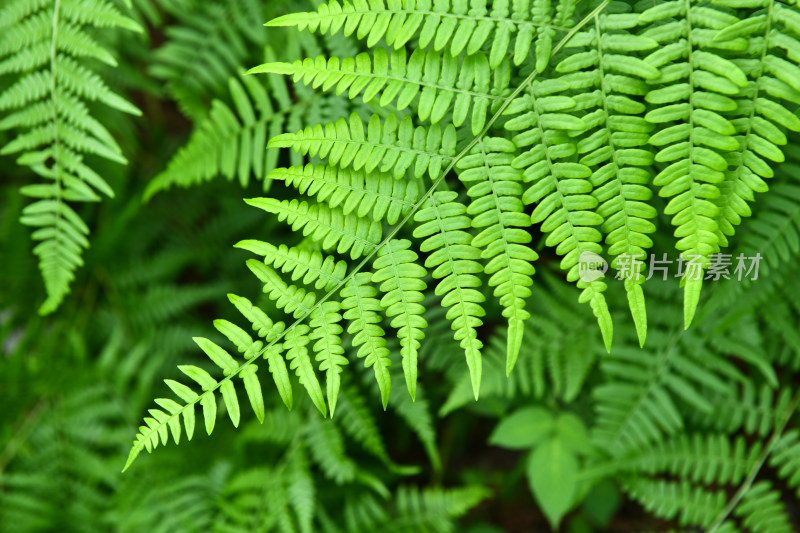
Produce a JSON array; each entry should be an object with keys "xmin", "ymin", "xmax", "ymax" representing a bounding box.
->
[
  {"xmin": 125, "ymin": 0, "xmax": 610, "ymax": 470},
  {"xmin": 555, "ymin": 3, "xmax": 658, "ymax": 345},
  {"xmin": 0, "ymin": 0, "xmax": 141, "ymax": 314},
  {"xmin": 128, "ymin": 0, "xmax": 800, "ymax": 472}
]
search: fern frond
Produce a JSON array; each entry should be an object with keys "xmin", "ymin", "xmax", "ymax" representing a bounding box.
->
[
  {"xmin": 620, "ymin": 434, "xmax": 761, "ymax": 486},
  {"xmin": 123, "ymin": 259, "xmax": 342, "ymax": 468},
  {"xmin": 227, "ymin": 293, "xmax": 293, "ymax": 410},
  {"xmin": 246, "ymin": 198, "xmax": 383, "ymax": 259},
  {"xmin": 557, "ymin": 4, "xmax": 658, "ymax": 345},
  {"xmin": 236, "ymin": 241, "xmax": 348, "ymax": 292},
  {"xmin": 0, "ymin": 386, "xmax": 124, "ymax": 532},
  {"xmin": 266, "ymin": 0, "xmax": 579, "ymax": 72},
  {"xmin": 335, "ymin": 386, "xmax": 416, "ymax": 475},
  {"xmin": 251, "ymin": 48, "xmax": 510, "ymax": 134},
  {"xmin": 215, "ymin": 465, "xmax": 294, "ymax": 533},
  {"xmin": 372, "ymin": 239, "xmax": 428, "ymax": 399},
  {"xmin": 700, "ymin": 184, "xmax": 800, "ymax": 322},
  {"xmin": 390, "ymin": 485, "xmax": 489, "ymax": 533},
  {"xmin": 248, "ymin": 260, "xmax": 317, "ymax": 319},
  {"xmin": 145, "ymin": 72, "xmax": 298, "ymax": 199},
  {"xmin": 458, "ymin": 137, "xmax": 535, "ymax": 372},
  {"xmin": 127, "ymin": 0, "xmax": 616, "ymax": 470},
  {"xmin": 640, "ymin": 1, "xmax": 749, "ymax": 327},
  {"xmin": 309, "ymin": 301, "xmax": 348, "ymax": 417},
  {"xmin": 727, "ymin": 480, "xmax": 794, "ymax": 533},
  {"xmin": 339, "ymin": 485, "xmax": 488, "ymax": 533},
  {"xmin": 739, "ymin": 183, "xmax": 800, "ymax": 277},
  {"xmin": 505, "ymin": 78, "xmax": 613, "ymax": 349},
  {"xmin": 243, "ymin": 261, "xmax": 335, "ymax": 417},
  {"xmin": 390, "ymin": 381, "xmax": 441, "ymax": 469},
  {"xmin": 125, "ymin": 363, "xmax": 227, "ymax": 469},
  {"xmin": 413, "ymin": 191, "xmax": 486, "ymax": 398},
  {"xmin": 770, "ymin": 429, "xmax": 800, "ymax": 498},
  {"xmin": 592, "ymin": 328, "xmax": 733, "ymax": 456},
  {"xmin": 305, "ymin": 414, "xmax": 357, "ymax": 484},
  {"xmin": 269, "ymin": 164, "xmax": 422, "ymax": 225},
  {"xmin": 624, "ymin": 478, "xmax": 726, "ymax": 529},
  {"xmin": 689, "ymin": 382, "xmax": 793, "ymax": 438},
  {"xmin": 149, "ymin": 0, "xmax": 267, "ymax": 118},
  {"xmin": 340, "ymin": 272, "xmax": 393, "ymax": 408},
  {"xmin": 0, "ymin": 0, "xmax": 141, "ymax": 313},
  {"xmin": 711, "ymin": 0, "xmax": 800, "ymax": 249},
  {"xmin": 287, "ymin": 446, "xmax": 316, "ymax": 533},
  {"xmin": 268, "ymin": 112, "xmax": 457, "ymax": 180}
]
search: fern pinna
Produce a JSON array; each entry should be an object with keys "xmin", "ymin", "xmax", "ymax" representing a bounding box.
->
[
  {"xmin": 127, "ymin": 0, "xmax": 800, "ymax": 472},
  {"xmin": 0, "ymin": 0, "xmax": 140, "ymax": 314}
]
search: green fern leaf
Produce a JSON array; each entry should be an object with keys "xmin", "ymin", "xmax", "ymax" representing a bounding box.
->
[
  {"xmin": 226, "ymin": 294, "xmax": 293, "ymax": 410},
  {"xmin": 284, "ymin": 325, "xmax": 328, "ymax": 418},
  {"xmin": 624, "ymin": 478, "xmax": 726, "ymax": 529},
  {"xmin": 413, "ymin": 191, "xmax": 486, "ymax": 399},
  {"xmin": 236, "ymin": 241, "xmax": 348, "ymax": 292},
  {"xmin": 247, "ymin": 260, "xmax": 317, "ymax": 319},
  {"xmin": 710, "ymin": 0, "xmax": 800, "ymax": 258},
  {"xmin": 268, "ymin": 112, "xmax": 457, "ymax": 181},
  {"xmin": 557, "ymin": 5, "xmax": 658, "ymax": 346},
  {"xmin": 506, "ymin": 78, "xmax": 613, "ymax": 349},
  {"xmin": 246, "ymin": 197, "xmax": 382, "ymax": 259},
  {"xmin": 251, "ymin": 48, "xmax": 510, "ymax": 134},
  {"xmin": 145, "ymin": 72, "xmax": 296, "ymax": 198},
  {"xmin": 269, "ymin": 164, "xmax": 422, "ymax": 225},
  {"xmin": 593, "ymin": 329, "xmax": 733, "ymax": 456},
  {"xmin": 372, "ymin": 239, "xmax": 428, "ymax": 399},
  {"xmin": 457, "ymin": 137, "xmax": 535, "ymax": 373},
  {"xmin": 339, "ymin": 272, "xmax": 393, "ymax": 408},
  {"xmin": 727, "ymin": 481, "xmax": 794, "ymax": 533},
  {"xmin": 770, "ymin": 429, "xmax": 800, "ymax": 498},
  {"xmin": 309, "ymin": 301, "xmax": 348, "ymax": 417},
  {"xmin": 266, "ymin": 0, "xmax": 577, "ymax": 71},
  {"xmin": 620, "ymin": 433, "xmax": 760, "ymax": 486},
  {"xmin": 149, "ymin": 0, "xmax": 267, "ymax": 119},
  {"xmin": 640, "ymin": 0, "xmax": 749, "ymax": 328},
  {"xmin": 0, "ymin": 0, "xmax": 141, "ymax": 313}
]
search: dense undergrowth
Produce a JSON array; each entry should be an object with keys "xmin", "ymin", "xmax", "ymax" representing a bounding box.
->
[{"xmin": 2, "ymin": 0, "xmax": 800, "ymax": 531}]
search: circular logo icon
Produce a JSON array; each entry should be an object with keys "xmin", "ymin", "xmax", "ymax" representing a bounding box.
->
[{"xmin": 578, "ymin": 251, "xmax": 608, "ymax": 283}]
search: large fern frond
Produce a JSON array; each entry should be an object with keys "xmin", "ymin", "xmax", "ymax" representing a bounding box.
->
[
  {"xmin": 592, "ymin": 326, "xmax": 739, "ymax": 456},
  {"xmin": 557, "ymin": 3, "xmax": 658, "ymax": 345},
  {"xmin": 639, "ymin": 1, "xmax": 749, "ymax": 327},
  {"xmin": 457, "ymin": 137, "xmax": 535, "ymax": 372},
  {"xmin": 126, "ymin": 0, "xmax": 613, "ymax": 468},
  {"xmin": 505, "ymin": 76, "xmax": 613, "ymax": 349}
]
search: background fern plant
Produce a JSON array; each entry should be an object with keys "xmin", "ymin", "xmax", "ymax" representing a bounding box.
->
[
  {"xmin": 3, "ymin": 0, "xmax": 800, "ymax": 531},
  {"xmin": 0, "ymin": 0, "xmax": 141, "ymax": 314}
]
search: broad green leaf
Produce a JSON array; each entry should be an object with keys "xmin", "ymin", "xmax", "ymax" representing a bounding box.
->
[
  {"xmin": 489, "ymin": 407, "xmax": 555, "ymax": 450},
  {"xmin": 526, "ymin": 438, "xmax": 579, "ymax": 530}
]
